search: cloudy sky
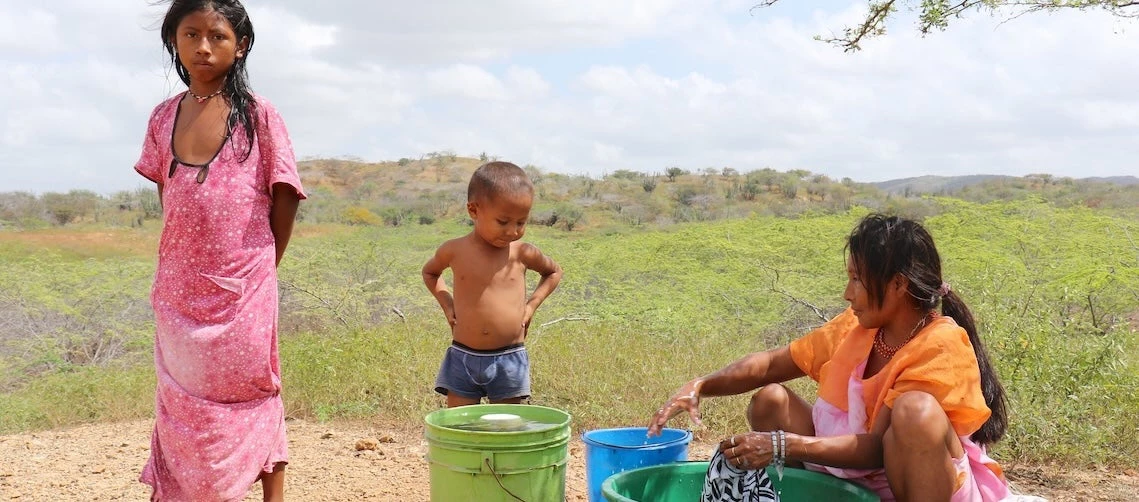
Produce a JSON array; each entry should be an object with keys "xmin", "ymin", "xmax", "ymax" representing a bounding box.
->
[{"xmin": 1, "ymin": 0, "xmax": 1137, "ymax": 195}]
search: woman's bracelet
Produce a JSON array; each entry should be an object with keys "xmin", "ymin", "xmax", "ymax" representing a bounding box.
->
[
  {"xmin": 770, "ymin": 429, "xmax": 786, "ymax": 479},
  {"xmin": 769, "ymin": 430, "xmax": 778, "ymax": 461}
]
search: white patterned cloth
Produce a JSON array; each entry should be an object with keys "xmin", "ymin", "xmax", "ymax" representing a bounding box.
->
[{"xmin": 701, "ymin": 448, "xmax": 779, "ymax": 502}]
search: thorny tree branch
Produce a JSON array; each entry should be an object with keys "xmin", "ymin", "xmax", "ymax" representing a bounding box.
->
[
  {"xmin": 1124, "ymin": 226, "xmax": 1139, "ymax": 264},
  {"xmin": 826, "ymin": 0, "xmax": 897, "ymax": 52},
  {"xmin": 1087, "ymin": 292, "xmax": 1101, "ymax": 331},
  {"xmin": 756, "ymin": 262, "xmax": 829, "ymax": 323},
  {"xmin": 718, "ymin": 292, "xmax": 745, "ymax": 320},
  {"xmin": 279, "ymin": 279, "xmax": 351, "ymax": 328},
  {"xmin": 754, "ymin": 0, "xmax": 1139, "ymax": 52}
]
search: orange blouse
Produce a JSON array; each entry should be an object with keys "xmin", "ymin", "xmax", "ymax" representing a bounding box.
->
[{"xmin": 789, "ymin": 308, "xmax": 991, "ymax": 437}]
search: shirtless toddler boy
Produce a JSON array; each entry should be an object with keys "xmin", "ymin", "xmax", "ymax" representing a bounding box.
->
[{"xmin": 422, "ymin": 161, "xmax": 563, "ymax": 407}]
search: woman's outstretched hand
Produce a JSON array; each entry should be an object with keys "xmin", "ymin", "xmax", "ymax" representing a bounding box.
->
[
  {"xmin": 647, "ymin": 379, "xmax": 703, "ymax": 436},
  {"xmin": 719, "ymin": 432, "xmax": 776, "ymax": 470}
]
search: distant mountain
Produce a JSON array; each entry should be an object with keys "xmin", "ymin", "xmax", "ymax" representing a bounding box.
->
[
  {"xmin": 873, "ymin": 175, "xmax": 1011, "ymax": 195},
  {"xmin": 1084, "ymin": 176, "xmax": 1139, "ymax": 186},
  {"xmin": 874, "ymin": 174, "xmax": 1139, "ymax": 195}
]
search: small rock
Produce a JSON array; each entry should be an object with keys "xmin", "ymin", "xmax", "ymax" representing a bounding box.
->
[
  {"xmin": 1125, "ymin": 469, "xmax": 1138, "ymax": 477},
  {"xmin": 91, "ymin": 466, "xmax": 106, "ymax": 474},
  {"xmin": 355, "ymin": 438, "xmax": 378, "ymax": 451},
  {"xmin": 320, "ymin": 432, "xmax": 334, "ymax": 440},
  {"xmin": 378, "ymin": 434, "xmax": 395, "ymax": 444}
]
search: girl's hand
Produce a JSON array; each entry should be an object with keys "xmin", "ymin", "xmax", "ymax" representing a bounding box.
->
[
  {"xmin": 719, "ymin": 432, "xmax": 776, "ymax": 470},
  {"xmin": 647, "ymin": 379, "xmax": 703, "ymax": 436}
]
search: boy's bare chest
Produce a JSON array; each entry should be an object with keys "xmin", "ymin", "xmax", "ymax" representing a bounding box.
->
[{"xmin": 452, "ymin": 253, "xmax": 525, "ymax": 287}]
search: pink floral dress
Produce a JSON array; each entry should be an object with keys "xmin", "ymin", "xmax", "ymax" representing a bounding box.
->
[{"xmin": 134, "ymin": 93, "xmax": 305, "ymax": 501}]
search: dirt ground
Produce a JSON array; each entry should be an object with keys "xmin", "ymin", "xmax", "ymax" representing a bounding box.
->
[{"xmin": 1, "ymin": 418, "xmax": 1136, "ymax": 501}]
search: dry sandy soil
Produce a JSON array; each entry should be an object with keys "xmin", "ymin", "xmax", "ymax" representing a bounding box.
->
[{"xmin": 2, "ymin": 418, "xmax": 1136, "ymax": 501}]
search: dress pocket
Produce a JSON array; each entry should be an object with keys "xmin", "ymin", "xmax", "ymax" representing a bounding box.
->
[{"xmin": 178, "ymin": 272, "xmax": 247, "ymax": 325}]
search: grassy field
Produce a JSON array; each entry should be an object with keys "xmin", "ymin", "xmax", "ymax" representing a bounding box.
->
[{"xmin": 1, "ymin": 199, "xmax": 1137, "ymax": 468}]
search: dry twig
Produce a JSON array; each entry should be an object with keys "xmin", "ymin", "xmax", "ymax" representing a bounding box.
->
[{"xmin": 539, "ymin": 316, "xmax": 590, "ymax": 328}]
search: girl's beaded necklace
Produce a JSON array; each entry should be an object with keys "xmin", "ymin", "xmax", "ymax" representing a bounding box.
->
[{"xmin": 187, "ymin": 87, "xmax": 224, "ymax": 104}]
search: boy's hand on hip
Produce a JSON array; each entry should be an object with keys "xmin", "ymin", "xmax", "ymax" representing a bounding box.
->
[{"xmin": 523, "ymin": 305, "xmax": 535, "ymax": 326}]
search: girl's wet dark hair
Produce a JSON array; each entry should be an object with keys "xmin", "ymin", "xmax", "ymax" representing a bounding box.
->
[
  {"xmin": 847, "ymin": 213, "xmax": 1008, "ymax": 445},
  {"xmin": 160, "ymin": 0, "xmax": 257, "ymax": 160}
]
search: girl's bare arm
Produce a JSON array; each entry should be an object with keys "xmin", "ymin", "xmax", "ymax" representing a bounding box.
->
[{"xmin": 270, "ymin": 183, "xmax": 301, "ymax": 267}]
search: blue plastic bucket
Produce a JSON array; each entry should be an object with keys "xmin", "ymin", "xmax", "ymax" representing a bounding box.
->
[{"xmin": 581, "ymin": 427, "xmax": 692, "ymax": 502}]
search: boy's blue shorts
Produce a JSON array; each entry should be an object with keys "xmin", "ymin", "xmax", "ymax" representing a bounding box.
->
[{"xmin": 434, "ymin": 341, "xmax": 531, "ymax": 401}]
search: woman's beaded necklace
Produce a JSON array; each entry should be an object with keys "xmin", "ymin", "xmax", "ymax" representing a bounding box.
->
[{"xmin": 873, "ymin": 312, "xmax": 934, "ymax": 359}]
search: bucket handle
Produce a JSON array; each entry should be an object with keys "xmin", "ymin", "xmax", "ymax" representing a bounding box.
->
[{"xmin": 484, "ymin": 457, "xmax": 526, "ymax": 502}]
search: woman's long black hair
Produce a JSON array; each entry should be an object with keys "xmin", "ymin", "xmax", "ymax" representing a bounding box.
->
[
  {"xmin": 847, "ymin": 213, "xmax": 1008, "ymax": 445},
  {"xmin": 160, "ymin": 0, "xmax": 257, "ymax": 161}
]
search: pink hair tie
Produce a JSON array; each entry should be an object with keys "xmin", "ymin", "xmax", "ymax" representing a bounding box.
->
[{"xmin": 937, "ymin": 282, "xmax": 951, "ymax": 297}]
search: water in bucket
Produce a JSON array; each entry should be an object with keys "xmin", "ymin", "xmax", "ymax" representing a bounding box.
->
[
  {"xmin": 425, "ymin": 404, "xmax": 571, "ymax": 502},
  {"xmin": 446, "ymin": 412, "xmax": 562, "ymax": 433},
  {"xmin": 601, "ymin": 461, "xmax": 881, "ymax": 502},
  {"xmin": 581, "ymin": 427, "xmax": 693, "ymax": 502}
]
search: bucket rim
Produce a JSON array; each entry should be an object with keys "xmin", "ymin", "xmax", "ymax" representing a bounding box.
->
[
  {"xmin": 601, "ymin": 460, "xmax": 881, "ymax": 501},
  {"xmin": 424, "ymin": 404, "xmax": 572, "ymax": 444},
  {"xmin": 581, "ymin": 426, "xmax": 692, "ymax": 450},
  {"xmin": 425, "ymin": 403, "xmax": 572, "ymax": 429},
  {"xmin": 600, "ymin": 460, "xmax": 707, "ymax": 502}
]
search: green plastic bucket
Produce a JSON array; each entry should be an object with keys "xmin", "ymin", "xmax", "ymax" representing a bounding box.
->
[
  {"xmin": 425, "ymin": 404, "xmax": 571, "ymax": 502},
  {"xmin": 602, "ymin": 461, "xmax": 880, "ymax": 501}
]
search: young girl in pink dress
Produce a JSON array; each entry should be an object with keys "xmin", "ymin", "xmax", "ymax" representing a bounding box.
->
[
  {"xmin": 134, "ymin": 1, "xmax": 305, "ymax": 500},
  {"xmin": 650, "ymin": 214, "xmax": 1017, "ymax": 502}
]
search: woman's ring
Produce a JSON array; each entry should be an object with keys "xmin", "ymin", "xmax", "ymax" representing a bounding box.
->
[{"xmin": 730, "ymin": 437, "xmax": 736, "ymax": 447}]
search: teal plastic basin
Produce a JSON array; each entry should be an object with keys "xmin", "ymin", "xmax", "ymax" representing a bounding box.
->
[{"xmin": 602, "ymin": 461, "xmax": 880, "ymax": 501}]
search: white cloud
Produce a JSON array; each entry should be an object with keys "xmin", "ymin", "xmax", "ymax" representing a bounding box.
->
[
  {"xmin": 0, "ymin": 8, "xmax": 62, "ymax": 53},
  {"xmin": 1065, "ymin": 101, "xmax": 1139, "ymax": 131},
  {"xmin": 3, "ymin": 106, "xmax": 116, "ymax": 146},
  {"xmin": 592, "ymin": 141, "xmax": 624, "ymax": 164},
  {"xmin": 425, "ymin": 65, "xmax": 508, "ymax": 101},
  {"xmin": 1, "ymin": 1, "xmax": 1138, "ymax": 194},
  {"xmin": 249, "ymin": 6, "xmax": 338, "ymax": 55},
  {"xmin": 504, "ymin": 66, "xmax": 551, "ymax": 100},
  {"xmin": 266, "ymin": 0, "xmax": 697, "ymax": 62}
]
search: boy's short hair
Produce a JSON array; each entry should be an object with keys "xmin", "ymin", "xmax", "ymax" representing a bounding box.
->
[{"xmin": 468, "ymin": 161, "xmax": 534, "ymax": 202}]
